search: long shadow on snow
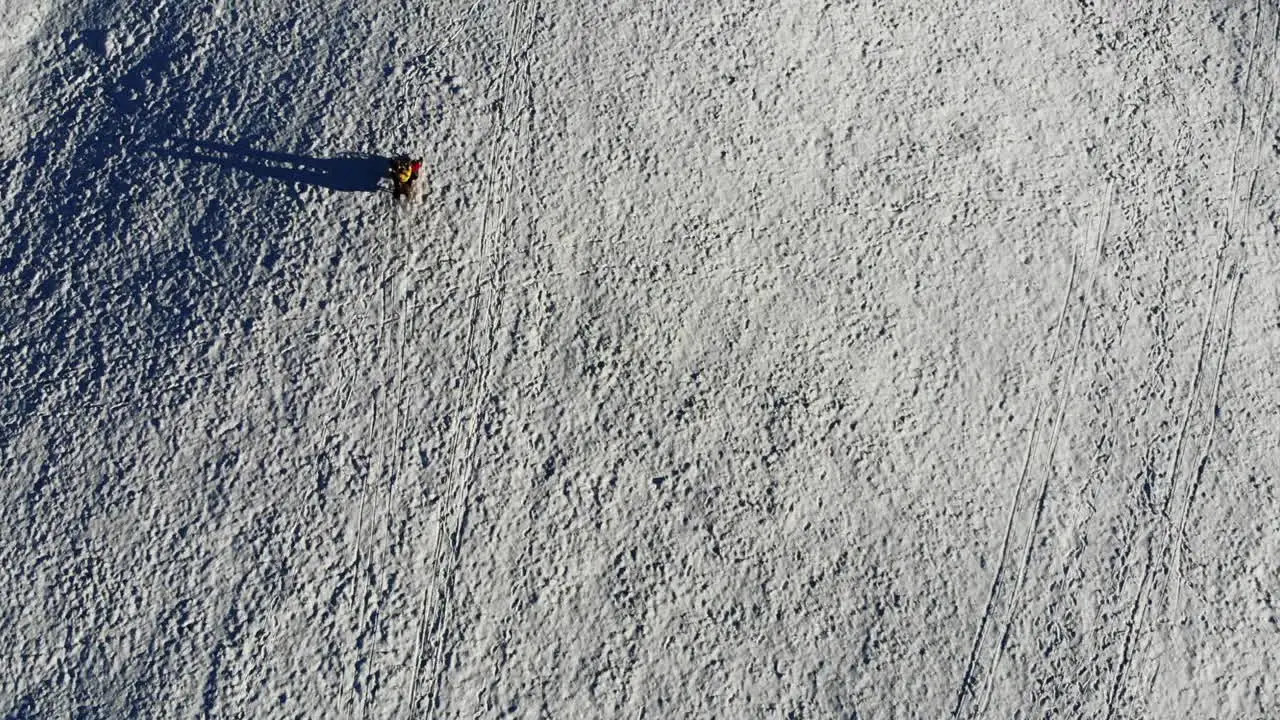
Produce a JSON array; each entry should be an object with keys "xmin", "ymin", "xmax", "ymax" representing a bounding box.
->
[
  {"xmin": 0, "ymin": 16, "xmax": 392, "ymax": 719},
  {"xmin": 150, "ymin": 138, "xmax": 390, "ymax": 193}
]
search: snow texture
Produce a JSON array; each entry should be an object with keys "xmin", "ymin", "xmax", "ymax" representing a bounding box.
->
[{"xmin": 2, "ymin": 0, "xmax": 1279, "ymax": 717}]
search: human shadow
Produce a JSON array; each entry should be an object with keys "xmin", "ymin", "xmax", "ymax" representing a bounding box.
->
[{"xmin": 149, "ymin": 138, "xmax": 389, "ymax": 193}]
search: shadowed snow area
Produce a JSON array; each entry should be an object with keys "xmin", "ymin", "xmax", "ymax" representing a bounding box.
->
[{"xmin": 2, "ymin": 0, "xmax": 1279, "ymax": 717}]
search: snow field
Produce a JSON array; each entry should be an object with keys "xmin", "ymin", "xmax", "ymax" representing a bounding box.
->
[{"xmin": 1, "ymin": 0, "xmax": 1278, "ymax": 717}]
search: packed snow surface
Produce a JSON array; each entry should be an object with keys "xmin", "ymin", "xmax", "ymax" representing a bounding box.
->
[{"xmin": 2, "ymin": 0, "xmax": 1279, "ymax": 717}]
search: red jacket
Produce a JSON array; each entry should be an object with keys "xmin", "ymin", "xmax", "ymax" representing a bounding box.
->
[{"xmin": 393, "ymin": 159, "xmax": 423, "ymax": 184}]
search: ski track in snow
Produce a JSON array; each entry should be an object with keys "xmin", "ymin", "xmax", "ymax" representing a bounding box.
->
[
  {"xmin": 1171, "ymin": 27, "xmax": 1277, "ymax": 607},
  {"xmin": 951, "ymin": 237, "xmax": 1078, "ymax": 720},
  {"xmin": 976, "ymin": 184, "xmax": 1114, "ymax": 719},
  {"xmin": 1106, "ymin": 3, "xmax": 1273, "ymax": 717},
  {"xmin": 414, "ymin": 0, "xmax": 539, "ymax": 713},
  {"xmin": 953, "ymin": 182, "xmax": 1113, "ymax": 720},
  {"xmin": 3, "ymin": 0, "xmax": 1280, "ymax": 717}
]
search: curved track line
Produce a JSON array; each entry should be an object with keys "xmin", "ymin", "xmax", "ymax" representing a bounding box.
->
[
  {"xmin": 357, "ymin": 210, "xmax": 429, "ymax": 720},
  {"xmin": 1170, "ymin": 268, "xmax": 1243, "ymax": 577},
  {"xmin": 976, "ymin": 184, "xmax": 1112, "ymax": 716},
  {"xmin": 356, "ymin": 228, "xmax": 406, "ymax": 720},
  {"xmin": 1103, "ymin": 239, "xmax": 1225, "ymax": 719},
  {"xmin": 1169, "ymin": 14, "xmax": 1276, "ymax": 613},
  {"xmin": 1171, "ymin": 119, "xmax": 1272, "ymax": 608},
  {"xmin": 1104, "ymin": 6, "xmax": 1266, "ymax": 717},
  {"xmin": 423, "ymin": 5, "xmax": 535, "ymax": 704},
  {"xmin": 408, "ymin": 1, "xmax": 534, "ymax": 714},
  {"xmin": 952, "ymin": 219, "xmax": 1086, "ymax": 719},
  {"xmin": 347, "ymin": 244, "xmax": 397, "ymax": 717}
]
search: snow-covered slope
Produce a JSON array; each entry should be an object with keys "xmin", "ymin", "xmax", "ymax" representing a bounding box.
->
[{"xmin": 2, "ymin": 0, "xmax": 1278, "ymax": 717}]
